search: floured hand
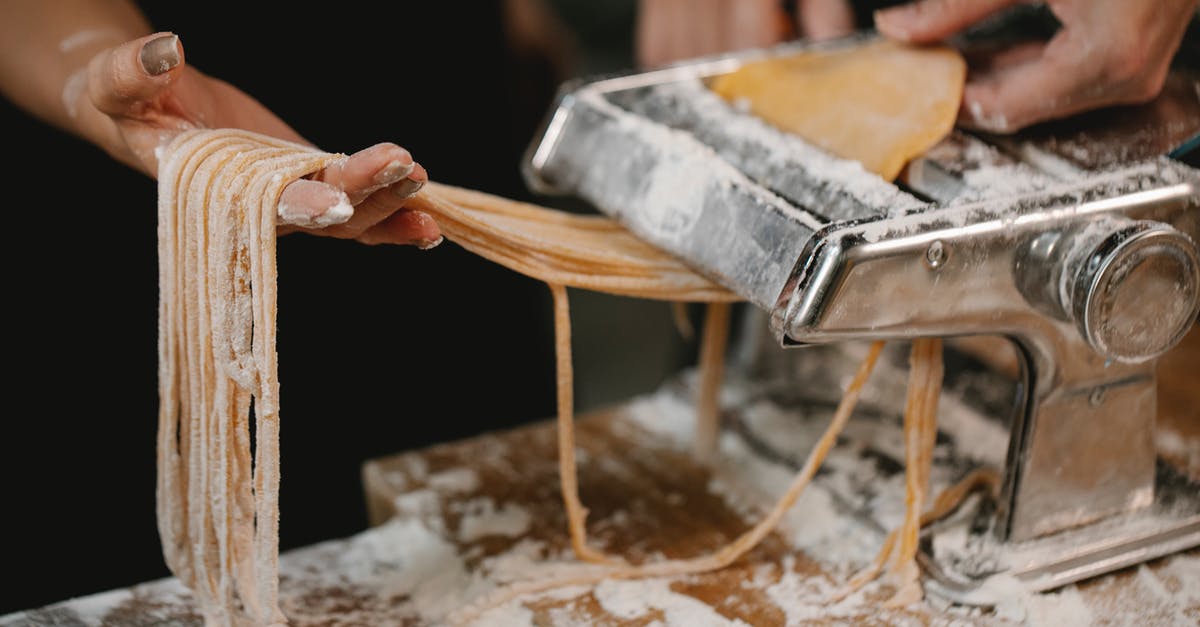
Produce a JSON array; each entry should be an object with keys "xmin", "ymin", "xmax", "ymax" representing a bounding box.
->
[
  {"xmin": 77, "ymin": 32, "xmax": 440, "ymax": 247},
  {"xmin": 876, "ymin": 0, "xmax": 1199, "ymax": 133}
]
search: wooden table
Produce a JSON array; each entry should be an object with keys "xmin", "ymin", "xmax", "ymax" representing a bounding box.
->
[{"xmin": 5, "ymin": 357, "xmax": 1196, "ymax": 626}]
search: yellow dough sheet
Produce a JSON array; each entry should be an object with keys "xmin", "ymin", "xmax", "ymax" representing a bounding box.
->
[{"xmin": 711, "ymin": 39, "xmax": 965, "ymax": 181}]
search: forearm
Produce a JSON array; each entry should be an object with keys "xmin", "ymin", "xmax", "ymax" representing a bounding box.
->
[{"xmin": 0, "ymin": 0, "xmax": 151, "ymax": 140}]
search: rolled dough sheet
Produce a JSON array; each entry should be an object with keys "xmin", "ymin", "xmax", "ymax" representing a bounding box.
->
[{"xmin": 711, "ymin": 40, "xmax": 966, "ymax": 180}]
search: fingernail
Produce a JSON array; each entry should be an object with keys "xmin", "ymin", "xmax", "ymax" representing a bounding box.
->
[
  {"xmin": 277, "ymin": 195, "xmax": 354, "ymax": 228},
  {"xmin": 140, "ymin": 34, "xmax": 180, "ymax": 76},
  {"xmin": 963, "ymin": 98, "xmax": 1011, "ymax": 133},
  {"xmin": 372, "ymin": 159, "xmax": 415, "ymax": 186},
  {"xmin": 393, "ymin": 177, "xmax": 425, "ymax": 199},
  {"xmin": 414, "ymin": 235, "xmax": 444, "ymax": 250},
  {"xmin": 316, "ymin": 197, "xmax": 355, "ymax": 227}
]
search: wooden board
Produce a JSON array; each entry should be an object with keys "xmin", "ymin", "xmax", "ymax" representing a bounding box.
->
[
  {"xmin": 7, "ymin": 378, "xmax": 1196, "ymax": 626},
  {"xmin": 6, "ymin": 332, "xmax": 1199, "ymax": 625}
]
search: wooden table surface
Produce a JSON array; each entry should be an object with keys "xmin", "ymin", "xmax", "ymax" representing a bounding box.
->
[
  {"xmin": 5, "ymin": 344, "xmax": 1196, "ymax": 626},
  {"xmin": 6, "ymin": 287, "xmax": 1197, "ymax": 626}
]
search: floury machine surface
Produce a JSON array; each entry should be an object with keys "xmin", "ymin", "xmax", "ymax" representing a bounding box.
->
[{"xmin": 522, "ymin": 34, "xmax": 1200, "ymax": 602}]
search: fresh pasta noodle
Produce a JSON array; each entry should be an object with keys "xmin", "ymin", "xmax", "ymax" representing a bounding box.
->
[
  {"xmin": 831, "ymin": 466, "xmax": 999, "ymax": 603},
  {"xmin": 888, "ymin": 338, "xmax": 944, "ymax": 605},
  {"xmin": 157, "ymin": 129, "xmax": 342, "ymax": 625},
  {"xmin": 409, "ymin": 184, "xmax": 739, "ymax": 302},
  {"xmin": 694, "ymin": 302, "xmax": 732, "ymax": 461}
]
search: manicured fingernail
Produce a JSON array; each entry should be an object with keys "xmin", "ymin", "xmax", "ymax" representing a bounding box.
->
[
  {"xmin": 372, "ymin": 159, "xmax": 415, "ymax": 186},
  {"xmin": 393, "ymin": 177, "xmax": 425, "ymax": 199},
  {"xmin": 414, "ymin": 236, "xmax": 444, "ymax": 250},
  {"xmin": 140, "ymin": 34, "xmax": 180, "ymax": 76}
]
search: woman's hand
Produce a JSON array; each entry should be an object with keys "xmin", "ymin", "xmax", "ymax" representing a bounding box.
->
[
  {"xmin": 876, "ymin": 0, "xmax": 1199, "ymax": 133},
  {"xmin": 636, "ymin": 0, "xmax": 855, "ymax": 67},
  {"xmin": 77, "ymin": 33, "xmax": 440, "ymax": 247}
]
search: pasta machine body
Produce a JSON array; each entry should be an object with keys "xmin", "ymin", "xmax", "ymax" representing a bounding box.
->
[{"xmin": 523, "ymin": 34, "xmax": 1200, "ymax": 603}]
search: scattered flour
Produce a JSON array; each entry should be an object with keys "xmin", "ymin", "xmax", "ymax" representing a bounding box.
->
[
  {"xmin": 428, "ymin": 467, "xmax": 481, "ymax": 493},
  {"xmin": 593, "ymin": 578, "xmax": 753, "ymax": 626},
  {"xmin": 457, "ymin": 498, "xmax": 533, "ymax": 542},
  {"xmin": 6, "ymin": 364, "xmax": 1196, "ymax": 625}
]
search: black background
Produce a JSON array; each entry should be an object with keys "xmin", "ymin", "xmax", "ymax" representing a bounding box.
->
[{"xmin": 0, "ymin": 2, "xmax": 595, "ymax": 614}]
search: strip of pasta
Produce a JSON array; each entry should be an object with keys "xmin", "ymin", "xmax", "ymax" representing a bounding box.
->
[
  {"xmin": 693, "ymin": 302, "xmax": 732, "ymax": 461},
  {"xmin": 158, "ymin": 129, "xmax": 341, "ymax": 625}
]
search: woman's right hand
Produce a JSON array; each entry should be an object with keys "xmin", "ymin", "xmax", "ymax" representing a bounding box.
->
[{"xmin": 76, "ymin": 33, "xmax": 440, "ymax": 247}]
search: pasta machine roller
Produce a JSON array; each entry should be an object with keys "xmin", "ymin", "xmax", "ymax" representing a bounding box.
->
[{"xmin": 522, "ymin": 34, "xmax": 1200, "ymax": 603}]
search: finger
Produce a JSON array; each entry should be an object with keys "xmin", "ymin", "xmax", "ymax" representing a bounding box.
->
[
  {"xmin": 958, "ymin": 39, "xmax": 1093, "ymax": 133},
  {"xmin": 725, "ymin": 0, "xmax": 789, "ymax": 50},
  {"xmin": 357, "ymin": 209, "xmax": 443, "ymax": 248},
  {"xmin": 636, "ymin": 0, "xmax": 677, "ymax": 67},
  {"xmin": 798, "ymin": 0, "xmax": 856, "ymax": 40},
  {"xmin": 962, "ymin": 39, "xmax": 1044, "ymax": 73},
  {"xmin": 874, "ymin": 0, "xmax": 1021, "ymax": 43},
  {"xmin": 311, "ymin": 143, "xmax": 415, "ymax": 204},
  {"xmin": 87, "ymin": 32, "xmax": 184, "ymax": 118},
  {"xmin": 321, "ymin": 162, "xmax": 428, "ymax": 237},
  {"xmin": 276, "ymin": 179, "xmax": 354, "ymax": 228}
]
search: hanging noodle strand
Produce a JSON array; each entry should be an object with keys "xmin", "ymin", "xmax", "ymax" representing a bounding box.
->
[{"xmin": 158, "ymin": 129, "xmax": 341, "ymax": 625}]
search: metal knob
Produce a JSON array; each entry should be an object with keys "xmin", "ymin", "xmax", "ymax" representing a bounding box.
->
[{"xmin": 1066, "ymin": 220, "xmax": 1200, "ymax": 363}]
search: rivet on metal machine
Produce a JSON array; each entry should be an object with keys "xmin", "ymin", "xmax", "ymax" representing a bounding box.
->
[{"xmin": 925, "ymin": 240, "xmax": 947, "ymax": 270}]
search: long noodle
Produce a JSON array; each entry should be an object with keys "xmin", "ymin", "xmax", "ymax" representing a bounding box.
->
[
  {"xmin": 831, "ymin": 466, "xmax": 998, "ymax": 602},
  {"xmin": 158, "ymin": 129, "xmax": 341, "ymax": 625},
  {"xmin": 887, "ymin": 338, "xmax": 943, "ymax": 606},
  {"xmin": 694, "ymin": 302, "xmax": 732, "ymax": 461},
  {"xmin": 549, "ymin": 283, "xmax": 614, "ymax": 565},
  {"xmin": 408, "ymin": 185, "xmax": 739, "ymax": 303}
]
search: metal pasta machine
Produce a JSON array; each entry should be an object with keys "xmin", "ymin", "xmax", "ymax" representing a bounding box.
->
[{"xmin": 521, "ymin": 34, "xmax": 1200, "ymax": 603}]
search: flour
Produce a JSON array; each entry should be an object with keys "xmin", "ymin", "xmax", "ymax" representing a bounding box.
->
[
  {"xmin": 1156, "ymin": 428, "xmax": 1200, "ymax": 478},
  {"xmin": 594, "ymin": 578, "xmax": 753, "ymax": 626},
  {"xmin": 456, "ymin": 498, "xmax": 533, "ymax": 542},
  {"xmin": 644, "ymin": 80, "xmax": 928, "ymax": 219},
  {"xmin": 428, "ymin": 467, "xmax": 480, "ymax": 493},
  {"xmin": 9, "ymin": 370, "xmax": 1196, "ymax": 625}
]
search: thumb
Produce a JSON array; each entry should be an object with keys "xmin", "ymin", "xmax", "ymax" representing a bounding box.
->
[
  {"xmin": 875, "ymin": 0, "xmax": 1021, "ymax": 43},
  {"xmin": 87, "ymin": 32, "xmax": 184, "ymax": 118}
]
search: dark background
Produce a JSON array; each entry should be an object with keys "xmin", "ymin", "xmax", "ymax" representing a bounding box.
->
[{"xmin": 0, "ymin": 1, "xmax": 659, "ymax": 614}]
